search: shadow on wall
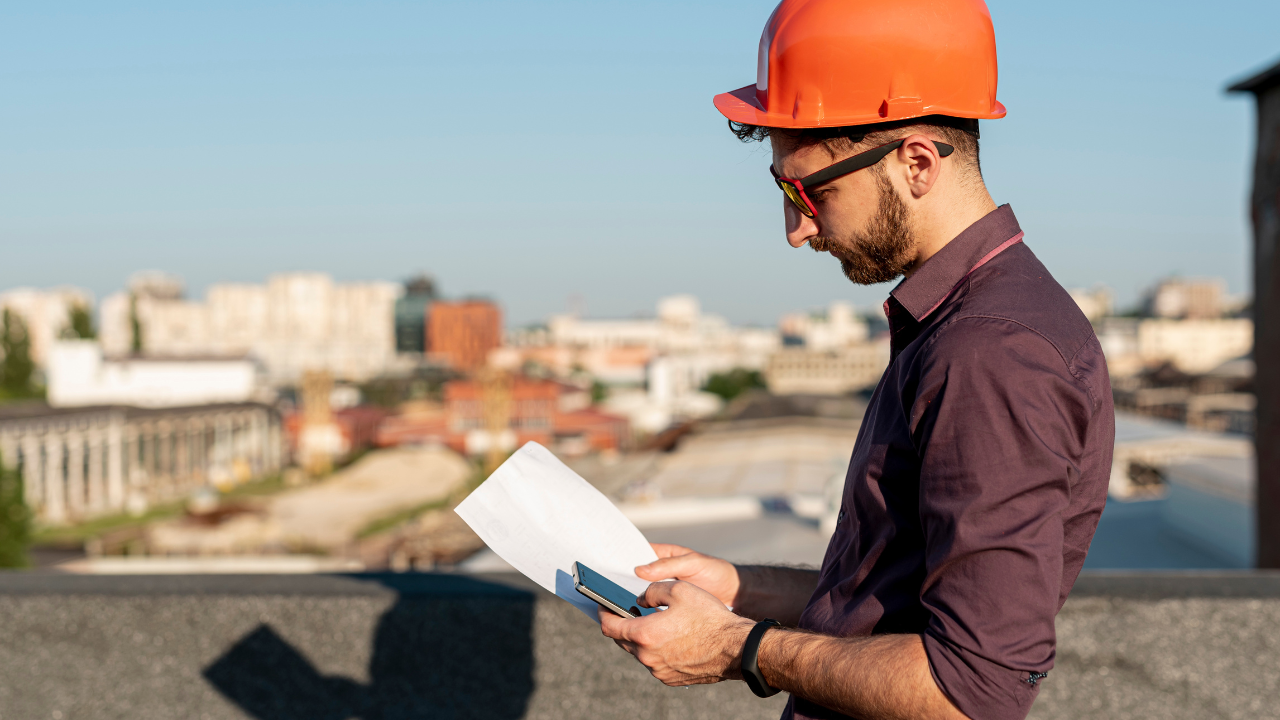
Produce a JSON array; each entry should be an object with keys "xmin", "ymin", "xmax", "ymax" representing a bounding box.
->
[{"xmin": 203, "ymin": 576, "xmax": 536, "ymax": 720}]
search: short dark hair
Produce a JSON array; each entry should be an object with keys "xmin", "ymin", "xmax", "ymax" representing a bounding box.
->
[{"xmin": 729, "ymin": 114, "xmax": 982, "ymax": 178}]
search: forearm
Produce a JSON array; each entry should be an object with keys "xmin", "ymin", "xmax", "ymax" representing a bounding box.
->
[
  {"xmin": 732, "ymin": 565, "xmax": 819, "ymax": 625},
  {"xmin": 757, "ymin": 630, "xmax": 968, "ymax": 720}
]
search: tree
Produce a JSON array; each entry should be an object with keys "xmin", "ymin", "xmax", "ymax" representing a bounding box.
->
[
  {"xmin": 0, "ymin": 309, "xmax": 37, "ymax": 399},
  {"xmin": 702, "ymin": 368, "xmax": 766, "ymax": 402},
  {"xmin": 61, "ymin": 302, "xmax": 96, "ymax": 340},
  {"xmin": 590, "ymin": 380, "xmax": 609, "ymax": 404},
  {"xmin": 0, "ymin": 453, "xmax": 31, "ymax": 568},
  {"xmin": 129, "ymin": 293, "xmax": 143, "ymax": 353}
]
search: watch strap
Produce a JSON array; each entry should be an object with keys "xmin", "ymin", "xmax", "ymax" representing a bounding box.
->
[{"xmin": 741, "ymin": 619, "xmax": 781, "ymax": 698}]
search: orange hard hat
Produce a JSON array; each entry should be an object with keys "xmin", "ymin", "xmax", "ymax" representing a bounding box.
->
[{"xmin": 714, "ymin": 0, "xmax": 1007, "ymax": 129}]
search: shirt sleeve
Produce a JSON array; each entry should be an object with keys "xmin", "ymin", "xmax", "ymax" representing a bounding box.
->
[{"xmin": 910, "ymin": 317, "xmax": 1094, "ymax": 720}]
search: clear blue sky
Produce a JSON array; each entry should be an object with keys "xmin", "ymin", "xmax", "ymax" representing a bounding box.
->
[{"xmin": 2, "ymin": 1, "xmax": 1277, "ymax": 326}]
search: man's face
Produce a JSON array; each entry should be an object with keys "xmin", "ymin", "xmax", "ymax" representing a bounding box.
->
[{"xmin": 771, "ymin": 137, "xmax": 917, "ymax": 285}]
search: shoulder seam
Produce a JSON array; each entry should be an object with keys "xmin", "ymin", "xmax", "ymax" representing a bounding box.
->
[{"xmin": 926, "ymin": 313, "xmax": 1085, "ymax": 389}]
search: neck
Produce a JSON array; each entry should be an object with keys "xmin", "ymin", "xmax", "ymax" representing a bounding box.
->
[{"xmin": 903, "ymin": 186, "xmax": 998, "ymax": 277}]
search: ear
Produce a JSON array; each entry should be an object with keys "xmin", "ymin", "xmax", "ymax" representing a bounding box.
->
[{"xmin": 894, "ymin": 133, "xmax": 945, "ymax": 199}]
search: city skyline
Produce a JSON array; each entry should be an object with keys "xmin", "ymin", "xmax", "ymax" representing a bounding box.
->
[{"xmin": 2, "ymin": 1, "xmax": 1277, "ymax": 327}]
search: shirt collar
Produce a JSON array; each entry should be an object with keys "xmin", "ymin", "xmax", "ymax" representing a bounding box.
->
[{"xmin": 890, "ymin": 204, "xmax": 1023, "ymax": 322}]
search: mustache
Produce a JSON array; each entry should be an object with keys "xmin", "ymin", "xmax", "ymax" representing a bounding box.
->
[{"xmin": 809, "ymin": 236, "xmax": 837, "ymax": 253}]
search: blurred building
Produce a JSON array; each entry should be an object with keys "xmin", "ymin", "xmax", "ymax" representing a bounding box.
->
[
  {"xmin": 544, "ymin": 296, "xmax": 778, "ymax": 367},
  {"xmin": 427, "ymin": 300, "xmax": 502, "ymax": 372},
  {"xmin": 100, "ymin": 272, "xmax": 401, "ymax": 384},
  {"xmin": 283, "ymin": 405, "xmax": 388, "ymax": 472},
  {"xmin": 779, "ymin": 302, "xmax": 870, "ymax": 349},
  {"xmin": 394, "ymin": 275, "xmax": 436, "ymax": 354},
  {"xmin": 1068, "ymin": 286, "xmax": 1114, "ymax": 323},
  {"xmin": 376, "ymin": 375, "xmax": 627, "ymax": 456},
  {"xmin": 1143, "ymin": 277, "xmax": 1227, "ymax": 319},
  {"xmin": 0, "ymin": 401, "xmax": 283, "ymax": 524},
  {"xmin": 1097, "ymin": 318, "xmax": 1253, "ymax": 376},
  {"xmin": 764, "ymin": 341, "xmax": 892, "ymax": 395},
  {"xmin": 0, "ymin": 286, "xmax": 94, "ymax": 367},
  {"xmin": 46, "ymin": 341, "xmax": 269, "ymax": 409}
]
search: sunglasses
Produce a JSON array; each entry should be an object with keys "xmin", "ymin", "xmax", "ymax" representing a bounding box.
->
[{"xmin": 770, "ymin": 139, "xmax": 955, "ymax": 218}]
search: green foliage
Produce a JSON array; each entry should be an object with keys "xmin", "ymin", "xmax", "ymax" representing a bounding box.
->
[
  {"xmin": 129, "ymin": 294, "xmax": 143, "ymax": 353},
  {"xmin": 590, "ymin": 380, "xmax": 609, "ymax": 404},
  {"xmin": 0, "ymin": 454, "xmax": 32, "ymax": 568},
  {"xmin": 702, "ymin": 368, "xmax": 766, "ymax": 402},
  {"xmin": 0, "ymin": 309, "xmax": 40, "ymax": 401},
  {"xmin": 358, "ymin": 367, "xmax": 458, "ymax": 408},
  {"xmin": 62, "ymin": 303, "xmax": 97, "ymax": 340}
]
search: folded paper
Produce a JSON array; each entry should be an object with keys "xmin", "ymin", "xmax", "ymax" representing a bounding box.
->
[{"xmin": 455, "ymin": 442, "xmax": 658, "ymax": 621}]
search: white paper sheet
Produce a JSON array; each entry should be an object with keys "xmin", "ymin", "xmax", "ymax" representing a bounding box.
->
[{"xmin": 455, "ymin": 442, "xmax": 659, "ymax": 621}]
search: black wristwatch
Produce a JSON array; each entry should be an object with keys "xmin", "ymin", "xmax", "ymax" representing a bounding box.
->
[{"xmin": 741, "ymin": 619, "xmax": 781, "ymax": 698}]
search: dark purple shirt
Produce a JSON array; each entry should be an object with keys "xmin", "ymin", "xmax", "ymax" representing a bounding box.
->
[{"xmin": 783, "ymin": 206, "xmax": 1113, "ymax": 720}]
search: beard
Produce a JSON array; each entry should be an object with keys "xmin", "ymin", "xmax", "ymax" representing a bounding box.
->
[{"xmin": 808, "ymin": 168, "xmax": 915, "ymax": 285}]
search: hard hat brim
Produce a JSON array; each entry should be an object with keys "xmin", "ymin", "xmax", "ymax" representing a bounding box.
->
[{"xmin": 713, "ymin": 84, "xmax": 1007, "ymax": 130}]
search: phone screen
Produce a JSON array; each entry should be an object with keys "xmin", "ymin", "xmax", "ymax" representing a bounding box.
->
[{"xmin": 573, "ymin": 562, "xmax": 658, "ymax": 618}]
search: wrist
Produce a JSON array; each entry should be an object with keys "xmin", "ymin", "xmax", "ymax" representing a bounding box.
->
[
  {"xmin": 721, "ymin": 615, "xmax": 755, "ymax": 680},
  {"xmin": 730, "ymin": 564, "xmax": 757, "ymax": 611},
  {"xmin": 740, "ymin": 618, "xmax": 783, "ymax": 697}
]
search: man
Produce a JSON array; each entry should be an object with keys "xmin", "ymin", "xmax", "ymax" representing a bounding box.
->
[{"xmin": 597, "ymin": 1, "xmax": 1114, "ymax": 719}]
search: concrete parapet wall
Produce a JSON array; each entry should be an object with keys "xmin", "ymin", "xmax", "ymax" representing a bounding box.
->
[{"xmin": 0, "ymin": 572, "xmax": 1277, "ymax": 720}]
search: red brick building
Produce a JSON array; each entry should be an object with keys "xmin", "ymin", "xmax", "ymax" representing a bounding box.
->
[
  {"xmin": 283, "ymin": 405, "xmax": 389, "ymax": 461},
  {"xmin": 427, "ymin": 300, "xmax": 502, "ymax": 372},
  {"xmin": 376, "ymin": 376, "xmax": 628, "ymax": 456}
]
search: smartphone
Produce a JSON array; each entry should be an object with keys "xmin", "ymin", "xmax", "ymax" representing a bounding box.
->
[{"xmin": 573, "ymin": 561, "xmax": 658, "ymax": 619}]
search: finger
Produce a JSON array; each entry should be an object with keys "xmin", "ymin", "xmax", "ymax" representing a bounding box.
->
[
  {"xmin": 637, "ymin": 580, "xmax": 679, "ymax": 609},
  {"xmin": 650, "ymin": 543, "xmax": 693, "ymax": 559},
  {"xmin": 598, "ymin": 608, "xmax": 630, "ymax": 639},
  {"xmin": 636, "ymin": 553, "xmax": 703, "ymax": 580}
]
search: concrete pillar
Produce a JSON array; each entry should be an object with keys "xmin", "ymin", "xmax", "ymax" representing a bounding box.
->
[
  {"xmin": 176, "ymin": 423, "xmax": 190, "ymax": 492},
  {"xmin": 107, "ymin": 420, "xmax": 125, "ymax": 511},
  {"xmin": 268, "ymin": 415, "xmax": 282, "ymax": 471},
  {"xmin": 142, "ymin": 426, "xmax": 156, "ymax": 492},
  {"xmin": 217, "ymin": 416, "xmax": 231, "ymax": 473},
  {"xmin": 254, "ymin": 410, "xmax": 267, "ymax": 473},
  {"xmin": 66, "ymin": 433, "xmax": 85, "ymax": 520},
  {"xmin": 156, "ymin": 423, "xmax": 172, "ymax": 498},
  {"xmin": 192, "ymin": 422, "xmax": 205, "ymax": 483},
  {"xmin": 87, "ymin": 430, "xmax": 105, "ymax": 512},
  {"xmin": 21, "ymin": 434, "xmax": 42, "ymax": 510},
  {"xmin": 43, "ymin": 434, "xmax": 66, "ymax": 524}
]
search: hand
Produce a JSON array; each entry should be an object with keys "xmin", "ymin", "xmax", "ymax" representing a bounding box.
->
[
  {"xmin": 599, "ymin": 580, "xmax": 754, "ymax": 686},
  {"xmin": 636, "ymin": 544, "xmax": 741, "ymax": 608}
]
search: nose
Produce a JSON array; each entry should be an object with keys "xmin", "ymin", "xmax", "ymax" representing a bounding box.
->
[{"xmin": 784, "ymin": 197, "xmax": 820, "ymax": 248}]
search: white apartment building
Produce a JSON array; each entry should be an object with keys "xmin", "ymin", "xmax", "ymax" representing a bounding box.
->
[
  {"xmin": 1097, "ymin": 318, "xmax": 1253, "ymax": 376},
  {"xmin": 100, "ymin": 273, "xmax": 401, "ymax": 384},
  {"xmin": 47, "ymin": 340, "xmax": 268, "ymax": 409},
  {"xmin": 547, "ymin": 295, "xmax": 780, "ymax": 360},
  {"xmin": 779, "ymin": 301, "xmax": 870, "ymax": 350},
  {"xmin": 525, "ymin": 296, "xmax": 780, "ymax": 433},
  {"xmin": 543, "ymin": 295, "xmax": 781, "ymax": 382},
  {"xmin": 1144, "ymin": 277, "xmax": 1227, "ymax": 319},
  {"xmin": 764, "ymin": 341, "xmax": 892, "ymax": 396},
  {"xmin": 0, "ymin": 286, "xmax": 95, "ymax": 367},
  {"xmin": 1069, "ymin": 286, "xmax": 1114, "ymax": 323}
]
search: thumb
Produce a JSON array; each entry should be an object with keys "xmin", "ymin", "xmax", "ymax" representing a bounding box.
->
[{"xmin": 636, "ymin": 554, "xmax": 699, "ymax": 580}]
